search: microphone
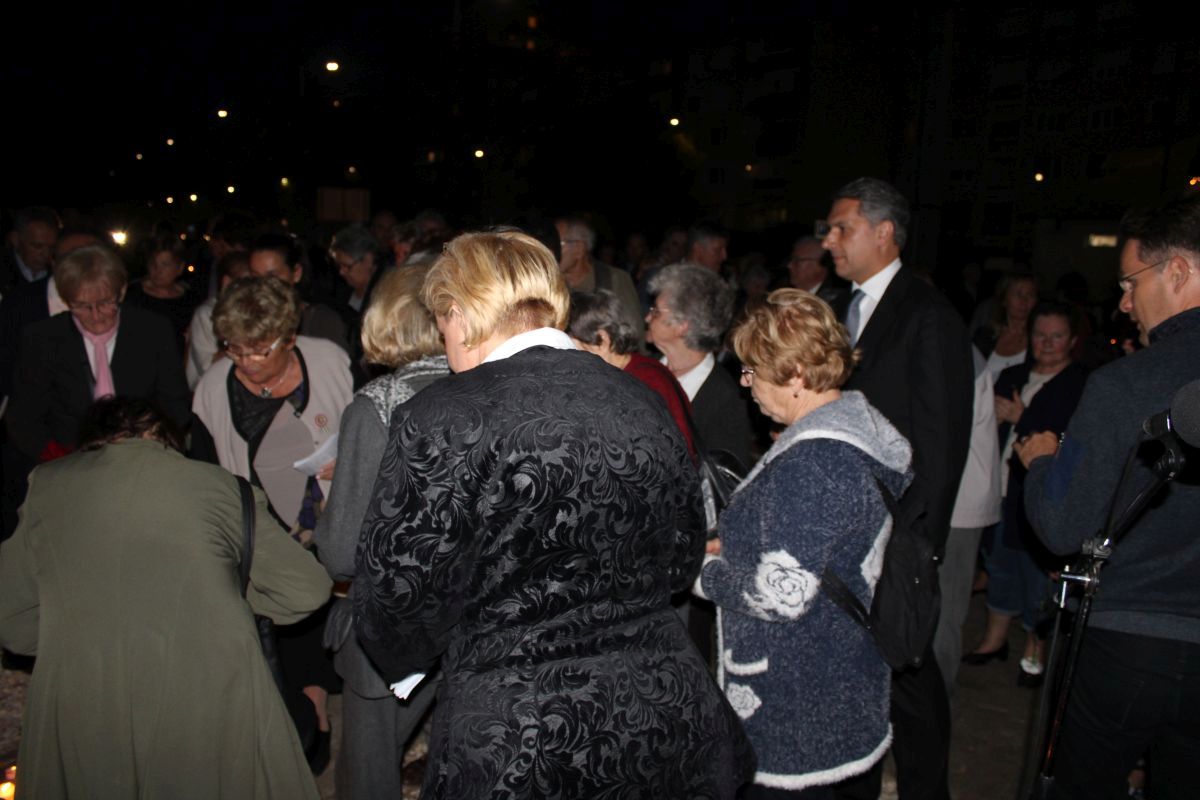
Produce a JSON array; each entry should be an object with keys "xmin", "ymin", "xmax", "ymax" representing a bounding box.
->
[{"xmin": 1143, "ymin": 379, "xmax": 1200, "ymax": 448}]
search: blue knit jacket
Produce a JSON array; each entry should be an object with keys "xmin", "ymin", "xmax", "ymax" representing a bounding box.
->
[{"xmin": 698, "ymin": 390, "xmax": 913, "ymax": 790}]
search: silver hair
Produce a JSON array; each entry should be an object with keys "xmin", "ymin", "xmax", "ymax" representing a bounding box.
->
[
  {"xmin": 834, "ymin": 177, "xmax": 910, "ymax": 249},
  {"xmin": 560, "ymin": 218, "xmax": 596, "ymax": 252},
  {"xmin": 649, "ymin": 263, "xmax": 734, "ymax": 352}
]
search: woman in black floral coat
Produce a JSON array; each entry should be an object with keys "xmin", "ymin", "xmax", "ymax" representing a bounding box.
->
[{"xmin": 354, "ymin": 230, "xmax": 753, "ymax": 799}]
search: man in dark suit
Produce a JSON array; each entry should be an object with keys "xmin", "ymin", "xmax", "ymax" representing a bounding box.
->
[
  {"xmin": 822, "ymin": 177, "xmax": 973, "ymax": 800},
  {"xmin": 787, "ymin": 234, "xmax": 850, "ymax": 319},
  {"xmin": 1, "ymin": 207, "xmax": 59, "ymax": 297}
]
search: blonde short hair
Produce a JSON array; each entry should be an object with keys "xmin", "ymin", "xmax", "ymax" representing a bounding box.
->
[
  {"xmin": 55, "ymin": 245, "xmax": 127, "ymax": 303},
  {"xmin": 213, "ymin": 276, "xmax": 301, "ymax": 346},
  {"xmin": 421, "ymin": 230, "xmax": 568, "ymax": 347},
  {"xmin": 360, "ymin": 265, "xmax": 443, "ymax": 368},
  {"xmin": 732, "ymin": 288, "xmax": 858, "ymax": 392}
]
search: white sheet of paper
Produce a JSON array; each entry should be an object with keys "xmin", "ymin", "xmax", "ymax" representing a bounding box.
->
[
  {"xmin": 389, "ymin": 672, "xmax": 427, "ymax": 700},
  {"xmin": 292, "ymin": 434, "xmax": 338, "ymax": 476}
]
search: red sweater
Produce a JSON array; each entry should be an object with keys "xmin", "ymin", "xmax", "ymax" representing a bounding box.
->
[{"xmin": 623, "ymin": 352, "xmax": 697, "ymax": 459}]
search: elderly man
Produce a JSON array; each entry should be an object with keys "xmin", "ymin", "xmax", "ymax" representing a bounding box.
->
[
  {"xmin": 822, "ymin": 177, "xmax": 973, "ymax": 800},
  {"xmin": 1015, "ymin": 192, "xmax": 1200, "ymax": 800},
  {"xmin": 787, "ymin": 234, "xmax": 849, "ymax": 318},
  {"xmin": 684, "ymin": 220, "xmax": 729, "ymax": 274},
  {"xmin": 556, "ymin": 217, "xmax": 644, "ymax": 346},
  {"xmin": 2, "ymin": 207, "xmax": 59, "ymax": 296}
]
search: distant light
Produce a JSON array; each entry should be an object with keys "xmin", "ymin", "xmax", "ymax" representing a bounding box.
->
[
  {"xmin": 135, "ymin": 153, "xmax": 144, "ymax": 161},
  {"xmin": 669, "ymin": 117, "xmax": 680, "ymax": 127},
  {"xmin": 1034, "ymin": 172, "xmax": 1045, "ymax": 182},
  {"xmin": 280, "ymin": 177, "xmax": 290, "ymax": 187},
  {"xmin": 226, "ymin": 185, "xmax": 236, "ymax": 194},
  {"xmin": 1, "ymin": 780, "xmax": 13, "ymax": 799},
  {"xmin": 166, "ymin": 196, "xmax": 175, "ymax": 204},
  {"xmin": 1088, "ymin": 234, "xmax": 1118, "ymax": 248},
  {"xmin": 474, "ymin": 149, "xmax": 485, "ymax": 158},
  {"xmin": 281, "ymin": 218, "xmax": 289, "ymax": 227},
  {"xmin": 332, "ymin": 99, "xmax": 341, "ymax": 108},
  {"xmin": 1190, "ymin": 176, "xmax": 1200, "ymax": 186},
  {"xmin": 186, "ymin": 264, "xmax": 195, "ymax": 273},
  {"xmin": 325, "ymin": 61, "xmax": 340, "ymax": 72},
  {"xmin": 744, "ymin": 164, "xmax": 753, "ymax": 172},
  {"xmin": 166, "ymin": 138, "xmax": 175, "ymax": 146},
  {"xmin": 526, "ymin": 39, "xmax": 535, "ymax": 51},
  {"xmin": 347, "ymin": 165, "xmax": 357, "ymax": 175},
  {"xmin": 217, "ymin": 109, "xmax": 229, "ymax": 119},
  {"xmin": 427, "ymin": 151, "xmax": 436, "ymax": 163},
  {"xmin": 110, "ymin": 231, "xmax": 128, "ymax": 246},
  {"xmin": 179, "ymin": 233, "xmax": 187, "ymax": 240},
  {"xmin": 189, "ymin": 193, "xmax": 198, "ymax": 202},
  {"xmin": 527, "ymin": 15, "xmax": 538, "ymax": 29}
]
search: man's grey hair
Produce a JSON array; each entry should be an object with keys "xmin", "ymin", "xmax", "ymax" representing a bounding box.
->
[
  {"xmin": 686, "ymin": 220, "xmax": 728, "ymax": 252},
  {"xmin": 559, "ymin": 218, "xmax": 596, "ymax": 252},
  {"xmin": 834, "ymin": 177, "xmax": 910, "ymax": 250},
  {"xmin": 649, "ymin": 263, "xmax": 735, "ymax": 352},
  {"xmin": 330, "ymin": 224, "xmax": 379, "ymax": 260}
]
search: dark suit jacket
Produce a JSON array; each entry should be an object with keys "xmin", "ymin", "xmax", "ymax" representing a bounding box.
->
[
  {"xmin": 7, "ymin": 307, "xmax": 190, "ymax": 461},
  {"xmin": 843, "ymin": 266, "xmax": 974, "ymax": 555},
  {"xmin": 815, "ymin": 280, "xmax": 851, "ymax": 321},
  {"xmin": 0, "ymin": 276, "xmax": 50, "ymax": 400},
  {"xmin": 693, "ymin": 363, "xmax": 753, "ymax": 470}
]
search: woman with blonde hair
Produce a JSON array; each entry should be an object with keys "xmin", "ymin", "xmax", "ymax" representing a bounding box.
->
[
  {"xmin": 697, "ymin": 288, "xmax": 911, "ymax": 798},
  {"xmin": 313, "ymin": 264, "xmax": 449, "ymax": 799},
  {"xmin": 354, "ymin": 229, "xmax": 753, "ymax": 798}
]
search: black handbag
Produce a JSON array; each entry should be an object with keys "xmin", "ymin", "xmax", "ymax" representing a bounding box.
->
[
  {"xmin": 667, "ymin": 374, "xmax": 748, "ymax": 531},
  {"xmin": 236, "ymin": 476, "xmax": 288, "ymax": 693}
]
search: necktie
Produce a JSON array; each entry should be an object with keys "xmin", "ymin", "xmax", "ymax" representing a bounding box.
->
[
  {"xmin": 845, "ymin": 289, "xmax": 865, "ymax": 346},
  {"xmin": 73, "ymin": 316, "xmax": 119, "ymax": 399}
]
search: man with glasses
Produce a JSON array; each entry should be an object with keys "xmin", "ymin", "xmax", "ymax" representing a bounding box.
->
[
  {"xmin": 556, "ymin": 217, "xmax": 644, "ymax": 347},
  {"xmin": 1015, "ymin": 191, "xmax": 1200, "ymax": 800}
]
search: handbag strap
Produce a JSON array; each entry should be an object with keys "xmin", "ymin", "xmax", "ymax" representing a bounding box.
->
[
  {"xmin": 236, "ymin": 476, "xmax": 255, "ymax": 597},
  {"xmin": 820, "ymin": 474, "xmax": 898, "ymax": 632}
]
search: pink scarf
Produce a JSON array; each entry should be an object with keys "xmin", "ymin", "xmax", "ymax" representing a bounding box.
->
[{"xmin": 72, "ymin": 315, "xmax": 119, "ymax": 399}]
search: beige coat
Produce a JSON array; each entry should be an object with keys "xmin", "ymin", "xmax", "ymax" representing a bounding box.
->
[{"xmin": 0, "ymin": 438, "xmax": 332, "ymax": 799}]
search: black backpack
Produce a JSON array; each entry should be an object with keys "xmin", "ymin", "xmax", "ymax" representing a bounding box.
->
[{"xmin": 820, "ymin": 475, "xmax": 940, "ymax": 671}]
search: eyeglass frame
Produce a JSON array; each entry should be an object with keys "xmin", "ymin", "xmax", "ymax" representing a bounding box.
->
[
  {"xmin": 68, "ymin": 297, "xmax": 121, "ymax": 316},
  {"xmin": 221, "ymin": 337, "xmax": 284, "ymax": 362},
  {"xmin": 1117, "ymin": 258, "xmax": 1169, "ymax": 293}
]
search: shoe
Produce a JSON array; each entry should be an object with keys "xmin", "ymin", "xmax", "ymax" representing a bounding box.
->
[
  {"xmin": 1017, "ymin": 666, "xmax": 1045, "ymax": 689},
  {"xmin": 961, "ymin": 641, "xmax": 1009, "ymax": 665}
]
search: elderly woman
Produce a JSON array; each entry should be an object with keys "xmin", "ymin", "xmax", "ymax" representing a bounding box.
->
[
  {"xmin": 647, "ymin": 262, "xmax": 753, "ymax": 467},
  {"xmin": 7, "ymin": 244, "xmax": 189, "ymax": 466},
  {"xmin": 963, "ymin": 302, "xmax": 1086, "ymax": 685},
  {"xmin": 354, "ymin": 230, "xmax": 753, "ymax": 799},
  {"xmin": 313, "ymin": 264, "xmax": 449, "ymax": 800},
  {"xmin": 696, "ymin": 289, "xmax": 912, "ymax": 798},
  {"xmin": 568, "ymin": 288, "xmax": 695, "ymax": 456},
  {"xmin": 0, "ymin": 396, "xmax": 331, "ymax": 799},
  {"xmin": 192, "ymin": 275, "xmax": 352, "ymax": 772}
]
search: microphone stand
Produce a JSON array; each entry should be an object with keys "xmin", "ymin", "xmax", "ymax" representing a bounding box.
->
[{"xmin": 1026, "ymin": 435, "xmax": 1187, "ymax": 800}]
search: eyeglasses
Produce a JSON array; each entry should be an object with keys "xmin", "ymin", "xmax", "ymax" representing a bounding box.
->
[
  {"xmin": 1118, "ymin": 259, "xmax": 1168, "ymax": 293},
  {"xmin": 68, "ymin": 298, "xmax": 120, "ymax": 316},
  {"xmin": 222, "ymin": 337, "xmax": 283, "ymax": 362},
  {"xmin": 740, "ymin": 366, "xmax": 756, "ymax": 381}
]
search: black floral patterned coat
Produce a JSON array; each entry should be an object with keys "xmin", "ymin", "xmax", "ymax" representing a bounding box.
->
[{"xmin": 355, "ymin": 345, "xmax": 753, "ymax": 799}]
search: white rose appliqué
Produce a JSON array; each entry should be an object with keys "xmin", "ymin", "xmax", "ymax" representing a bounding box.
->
[
  {"xmin": 726, "ymin": 682, "xmax": 763, "ymax": 720},
  {"xmin": 743, "ymin": 549, "xmax": 818, "ymax": 620}
]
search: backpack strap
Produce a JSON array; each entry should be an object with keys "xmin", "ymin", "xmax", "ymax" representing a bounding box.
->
[
  {"xmin": 820, "ymin": 474, "xmax": 897, "ymax": 630},
  {"xmin": 236, "ymin": 476, "xmax": 256, "ymax": 597}
]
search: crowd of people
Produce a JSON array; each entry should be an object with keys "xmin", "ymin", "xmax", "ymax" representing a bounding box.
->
[{"xmin": 0, "ymin": 179, "xmax": 1197, "ymax": 800}]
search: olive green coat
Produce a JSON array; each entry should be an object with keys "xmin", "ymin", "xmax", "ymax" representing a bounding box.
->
[{"xmin": 0, "ymin": 439, "xmax": 332, "ymax": 799}]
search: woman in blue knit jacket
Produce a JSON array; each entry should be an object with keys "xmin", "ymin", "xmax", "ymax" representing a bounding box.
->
[{"xmin": 697, "ymin": 289, "xmax": 912, "ymax": 798}]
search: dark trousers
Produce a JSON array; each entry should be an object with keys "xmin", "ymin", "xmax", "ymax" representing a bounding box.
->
[
  {"xmin": 833, "ymin": 644, "xmax": 951, "ymax": 800},
  {"xmin": 1051, "ymin": 627, "xmax": 1200, "ymax": 800}
]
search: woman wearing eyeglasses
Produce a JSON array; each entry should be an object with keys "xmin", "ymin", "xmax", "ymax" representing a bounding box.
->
[
  {"xmin": 6, "ymin": 244, "xmax": 190, "ymax": 481},
  {"xmin": 191, "ymin": 274, "xmax": 352, "ymax": 773}
]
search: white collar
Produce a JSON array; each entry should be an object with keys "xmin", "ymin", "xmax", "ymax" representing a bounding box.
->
[
  {"xmin": 853, "ymin": 258, "xmax": 902, "ymax": 303},
  {"xmin": 483, "ymin": 327, "xmax": 577, "ymax": 363}
]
